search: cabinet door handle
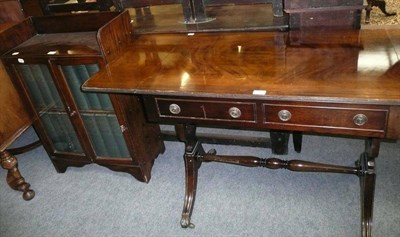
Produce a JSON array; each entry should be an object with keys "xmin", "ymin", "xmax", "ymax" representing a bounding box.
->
[
  {"xmin": 169, "ymin": 104, "xmax": 181, "ymax": 115},
  {"xmin": 229, "ymin": 107, "xmax": 242, "ymax": 118},
  {"xmin": 353, "ymin": 114, "xmax": 368, "ymax": 126},
  {"xmin": 120, "ymin": 125, "xmax": 128, "ymax": 133},
  {"xmin": 278, "ymin": 110, "xmax": 292, "ymax": 122},
  {"xmin": 67, "ymin": 106, "xmax": 77, "ymax": 117}
]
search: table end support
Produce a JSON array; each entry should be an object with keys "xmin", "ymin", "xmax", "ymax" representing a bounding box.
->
[
  {"xmin": 358, "ymin": 138, "xmax": 380, "ymax": 237},
  {"xmin": 176, "ymin": 124, "xmax": 203, "ymax": 228}
]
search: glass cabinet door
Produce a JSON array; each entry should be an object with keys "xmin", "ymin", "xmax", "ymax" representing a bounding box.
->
[
  {"xmin": 60, "ymin": 64, "xmax": 130, "ymax": 158},
  {"xmin": 15, "ymin": 64, "xmax": 84, "ymax": 154}
]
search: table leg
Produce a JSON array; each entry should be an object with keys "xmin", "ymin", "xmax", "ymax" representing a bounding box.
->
[
  {"xmin": 357, "ymin": 139, "xmax": 379, "ymax": 237},
  {"xmin": 175, "ymin": 124, "xmax": 203, "ymax": 228},
  {"xmin": 270, "ymin": 131, "xmax": 289, "ymax": 155},
  {"xmin": 0, "ymin": 150, "xmax": 35, "ymax": 200},
  {"xmin": 292, "ymin": 131, "xmax": 303, "ymax": 153}
]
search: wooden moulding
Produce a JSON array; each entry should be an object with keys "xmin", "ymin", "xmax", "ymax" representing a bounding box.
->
[
  {"xmin": 283, "ymin": 0, "xmax": 364, "ymax": 29},
  {"xmin": 286, "ymin": 8, "xmax": 363, "ymax": 29}
]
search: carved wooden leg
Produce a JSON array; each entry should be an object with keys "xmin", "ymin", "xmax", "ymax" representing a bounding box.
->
[
  {"xmin": 0, "ymin": 150, "xmax": 35, "ymax": 200},
  {"xmin": 175, "ymin": 124, "xmax": 203, "ymax": 228},
  {"xmin": 357, "ymin": 139, "xmax": 379, "ymax": 237},
  {"xmin": 365, "ymin": 0, "xmax": 372, "ymax": 24},
  {"xmin": 372, "ymin": 0, "xmax": 397, "ymax": 16}
]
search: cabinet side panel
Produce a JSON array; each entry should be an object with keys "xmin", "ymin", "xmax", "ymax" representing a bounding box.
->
[
  {"xmin": 110, "ymin": 94, "xmax": 165, "ymax": 165},
  {"xmin": 31, "ymin": 11, "xmax": 120, "ymax": 33},
  {"xmin": 0, "ymin": 18, "xmax": 36, "ymax": 55},
  {"xmin": 97, "ymin": 10, "xmax": 133, "ymax": 63},
  {"xmin": 0, "ymin": 61, "xmax": 33, "ymax": 150},
  {"xmin": 0, "ymin": 0, "xmax": 25, "ymax": 22}
]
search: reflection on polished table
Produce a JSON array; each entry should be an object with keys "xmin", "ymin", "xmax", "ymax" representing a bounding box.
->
[{"xmin": 83, "ymin": 26, "xmax": 400, "ymax": 236}]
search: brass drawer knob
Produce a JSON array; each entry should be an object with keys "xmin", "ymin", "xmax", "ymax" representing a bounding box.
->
[
  {"xmin": 229, "ymin": 107, "xmax": 242, "ymax": 118},
  {"xmin": 169, "ymin": 104, "xmax": 181, "ymax": 115},
  {"xmin": 278, "ymin": 110, "xmax": 292, "ymax": 122},
  {"xmin": 353, "ymin": 114, "xmax": 368, "ymax": 126}
]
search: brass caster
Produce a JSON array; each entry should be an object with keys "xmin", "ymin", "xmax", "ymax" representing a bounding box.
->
[
  {"xmin": 207, "ymin": 149, "xmax": 217, "ymax": 155},
  {"xmin": 23, "ymin": 189, "xmax": 35, "ymax": 201},
  {"xmin": 180, "ymin": 218, "xmax": 195, "ymax": 228}
]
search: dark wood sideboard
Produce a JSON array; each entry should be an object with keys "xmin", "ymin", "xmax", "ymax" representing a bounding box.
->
[{"xmin": 83, "ymin": 26, "xmax": 400, "ymax": 236}]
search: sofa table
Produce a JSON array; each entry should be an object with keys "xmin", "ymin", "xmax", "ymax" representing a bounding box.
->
[{"xmin": 83, "ymin": 26, "xmax": 400, "ymax": 237}]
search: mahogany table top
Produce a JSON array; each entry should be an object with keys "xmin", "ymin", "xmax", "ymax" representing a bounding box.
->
[{"xmin": 83, "ymin": 26, "xmax": 400, "ymax": 105}]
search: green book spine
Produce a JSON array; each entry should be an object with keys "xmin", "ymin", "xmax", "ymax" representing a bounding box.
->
[
  {"xmin": 62, "ymin": 65, "xmax": 90, "ymax": 110},
  {"xmin": 83, "ymin": 115, "xmax": 108, "ymax": 157}
]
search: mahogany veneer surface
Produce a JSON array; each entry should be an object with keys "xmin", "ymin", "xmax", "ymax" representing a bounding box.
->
[
  {"xmin": 83, "ymin": 26, "xmax": 400, "ymax": 140},
  {"xmin": 83, "ymin": 27, "xmax": 400, "ymax": 104}
]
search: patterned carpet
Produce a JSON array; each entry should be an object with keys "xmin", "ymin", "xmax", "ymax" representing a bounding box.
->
[{"xmin": 362, "ymin": 0, "xmax": 399, "ymax": 25}]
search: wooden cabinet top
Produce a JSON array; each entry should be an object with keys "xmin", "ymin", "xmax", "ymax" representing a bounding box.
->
[
  {"xmin": 83, "ymin": 26, "xmax": 400, "ymax": 105},
  {"xmin": 5, "ymin": 31, "xmax": 101, "ymax": 57},
  {"xmin": 1, "ymin": 11, "xmax": 132, "ymax": 63}
]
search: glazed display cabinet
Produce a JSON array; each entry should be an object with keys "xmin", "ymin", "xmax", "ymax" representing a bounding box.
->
[{"xmin": 0, "ymin": 10, "xmax": 164, "ymax": 182}]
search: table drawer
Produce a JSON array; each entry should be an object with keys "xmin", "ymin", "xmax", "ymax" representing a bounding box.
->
[
  {"xmin": 263, "ymin": 104, "xmax": 388, "ymax": 135},
  {"xmin": 154, "ymin": 98, "xmax": 257, "ymax": 123}
]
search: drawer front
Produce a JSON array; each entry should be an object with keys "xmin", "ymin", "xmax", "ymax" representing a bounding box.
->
[
  {"xmin": 263, "ymin": 104, "xmax": 388, "ymax": 135},
  {"xmin": 155, "ymin": 98, "xmax": 257, "ymax": 123}
]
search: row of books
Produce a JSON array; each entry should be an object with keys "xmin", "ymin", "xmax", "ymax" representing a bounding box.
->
[
  {"xmin": 41, "ymin": 112, "xmax": 83, "ymax": 153},
  {"xmin": 81, "ymin": 113, "xmax": 130, "ymax": 158},
  {"xmin": 18, "ymin": 63, "xmax": 114, "ymax": 112},
  {"xmin": 41, "ymin": 112, "xmax": 130, "ymax": 158},
  {"xmin": 61, "ymin": 64, "xmax": 114, "ymax": 111},
  {"xmin": 18, "ymin": 63, "xmax": 130, "ymax": 158},
  {"xmin": 18, "ymin": 64, "xmax": 64, "ymax": 110}
]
